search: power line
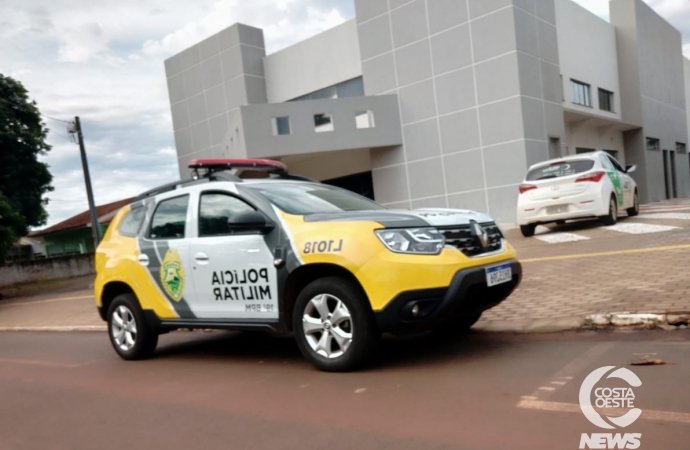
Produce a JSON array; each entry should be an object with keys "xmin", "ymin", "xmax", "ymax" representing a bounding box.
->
[{"xmin": 0, "ymin": 97, "xmax": 72, "ymax": 124}]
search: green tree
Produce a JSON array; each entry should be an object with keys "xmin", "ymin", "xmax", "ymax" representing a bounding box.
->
[{"xmin": 0, "ymin": 74, "xmax": 53, "ymax": 260}]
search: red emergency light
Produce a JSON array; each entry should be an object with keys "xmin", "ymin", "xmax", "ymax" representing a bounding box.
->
[{"xmin": 188, "ymin": 158, "xmax": 288, "ymax": 174}]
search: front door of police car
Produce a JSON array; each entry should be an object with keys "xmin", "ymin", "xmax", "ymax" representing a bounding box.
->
[{"xmin": 187, "ymin": 191, "xmax": 279, "ymax": 320}]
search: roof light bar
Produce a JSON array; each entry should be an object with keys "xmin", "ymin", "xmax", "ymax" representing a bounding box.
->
[{"xmin": 188, "ymin": 158, "xmax": 288, "ymax": 174}]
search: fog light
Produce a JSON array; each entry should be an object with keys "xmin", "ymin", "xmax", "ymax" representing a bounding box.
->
[{"xmin": 411, "ymin": 303, "xmax": 420, "ymax": 317}]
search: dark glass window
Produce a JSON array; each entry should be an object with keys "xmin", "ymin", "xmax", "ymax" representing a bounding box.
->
[
  {"xmin": 598, "ymin": 89, "xmax": 614, "ymax": 112},
  {"xmin": 198, "ymin": 193, "xmax": 254, "ymax": 237},
  {"xmin": 149, "ymin": 196, "xmax": 189, "ymax": 239},
  {"xmin": 676, "ymin": 142, "xmax": 686, "ymax": 154},
  {"xmin": 646, "ymin": 137, "xmax": 660, "ymax": 151}
]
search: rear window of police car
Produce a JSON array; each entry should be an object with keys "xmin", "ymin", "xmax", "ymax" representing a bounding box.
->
[{"xmin": 526, "ymin": 160, "xmax": 595, "ymax": 181}]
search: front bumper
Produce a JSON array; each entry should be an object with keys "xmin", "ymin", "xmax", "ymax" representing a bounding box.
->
[{"xmin": 374, "ymin": 259, "xmax": 522, "ymax": 333}]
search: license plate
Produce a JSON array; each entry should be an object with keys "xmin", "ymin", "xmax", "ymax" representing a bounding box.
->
[
  {"xmin": 547, "ymin": 204, "xmax": 568, "ymax": 214},
  {"xmin": 486, "ymin": 264, "xmax": 512, "ymax": 287}
]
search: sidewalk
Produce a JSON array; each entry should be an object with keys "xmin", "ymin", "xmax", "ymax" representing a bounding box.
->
[{"xmin": 1, "ymin": 201, "xmax": 689, "ymax": 332}]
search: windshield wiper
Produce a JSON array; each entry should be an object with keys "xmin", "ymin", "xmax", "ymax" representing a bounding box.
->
[{"xmin": 536, "ymin": 174, "xmax": 559, "ymax": 180}]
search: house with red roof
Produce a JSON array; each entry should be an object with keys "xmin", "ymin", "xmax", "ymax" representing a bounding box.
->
[{"xmin": 28, "ymin": 198, "xmax": 134, "ymax": 258}]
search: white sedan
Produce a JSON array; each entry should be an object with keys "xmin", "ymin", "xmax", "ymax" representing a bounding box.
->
[{"xmin": 516, "ymin": 152, "xmax": 639, "ymax": 237}]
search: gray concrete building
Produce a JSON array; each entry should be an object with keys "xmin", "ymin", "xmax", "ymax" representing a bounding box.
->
[{"xmin": 165, "ymin": 0, "xmax": 690, "ymax": 223}]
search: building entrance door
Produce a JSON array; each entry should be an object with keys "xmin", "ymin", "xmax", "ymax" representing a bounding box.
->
[
  {"xmin": 663, "ymin": 150, "xmax": 670, "ymax": 199},
  {"xmin": 670, "ymin": 151, "xmax": 677, "ymax": 198}
]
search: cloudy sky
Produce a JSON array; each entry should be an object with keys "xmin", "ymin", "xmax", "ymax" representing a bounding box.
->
[{"xmin": 0, "ymin": 0, "xmax": 689, "ymax": 227}]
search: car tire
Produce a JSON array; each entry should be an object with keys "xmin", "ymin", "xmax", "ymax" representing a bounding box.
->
[
  {"xmin": 107, "ymin": 293, "xmax": 158, "ymax": 360},
  {"xmin": 600, "ymin": 195, "xmax": 618, "ymax": 226},
  {"xmin": 520, "ymin": 224, "xmax": 536, "ymax": 237},
  {"xmin": 433, "ymin": 313, "xmax": 482, "ymax": 337},
  {"xmin": 293, "ymin": 276, "xmax": 379, "ymax": 372},
  {"xmin": 627, "ymin": 191, "xmax": 639, "ymax": 217}
]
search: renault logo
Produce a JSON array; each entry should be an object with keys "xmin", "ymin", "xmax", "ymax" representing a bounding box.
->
[{"xmin": 470, "ymin": 220, "xmax": 489, "ymax": 251}]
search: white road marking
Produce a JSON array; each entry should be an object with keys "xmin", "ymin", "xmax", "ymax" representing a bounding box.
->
[
  {"xmin": 550, "ymin": 381, "xmax": 567, "ymax": 385},
  {"xmin": 604, "ymin": 223, "xmax": 680, "ymax": 234},
  {"xmin": 534, "ymin": 233, "xmax": 590, "ymax": 244},
  {"xmin": 517, "ymin": 399, "xmax": 690, "ymax": 425},
  {"xmin": 538, "ymin": 386, "xmax": 556, "ymax": 391},
  {"xmin": 637, "ymin": 213, "xmax": 690, "ymax": 220}
]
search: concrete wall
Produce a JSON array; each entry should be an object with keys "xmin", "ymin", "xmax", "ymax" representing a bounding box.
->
[
  {"xmin": 565, "ymin": 120, "xmax": 625, "ymax": 158},
  {"xmin": 165, "ymin": 24, "xmax": 268, "ymax": 178},
  {"xmin": 611, "ymin": 0, "xmax": 690, "ymax": 202},
  {"xmin": 0, "ymin": 254, "xmax": 94, "ymax": 288},
  {"xmin": 685, "ymin": 58, "xmax": 690, "ymax": 147},
  {"xmin": 556, "ymin": 0, "xmax": 622, "ymax": 120},
  {"xmin": 355, "ymin": 0, "xmax": 564, "ymax": 223},
  {"xmin": 264, "ymin": 20, "xmax": 363, "ymax": 103}
]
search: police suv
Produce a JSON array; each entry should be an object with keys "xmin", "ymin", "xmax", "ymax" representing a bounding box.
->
[{"xmin": 95, "ymin": 159, "xmax": 522, "ymax": 371}]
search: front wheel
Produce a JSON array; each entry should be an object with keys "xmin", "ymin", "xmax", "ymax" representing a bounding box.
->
[
  {"xmin": 600, "ymin": 196, "xmax": 618, "ymax": 226},
  {"xmin": 107, "ymin": 294, "xmax": 158, "ymax": 360},
  {"xmin": 627, "ymin": 191, "xmax": 639, "ymax": 217},
  {"xmin": 293, "ymin": 277, "xmax": 379, "ymax": 372}
]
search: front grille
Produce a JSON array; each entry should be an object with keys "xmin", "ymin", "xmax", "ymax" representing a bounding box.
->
[{"xmin": 439, "ymin": 222, "xmax": 503, "ymax": 257}]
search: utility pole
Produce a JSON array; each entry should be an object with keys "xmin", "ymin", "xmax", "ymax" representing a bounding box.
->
[{"xmin": 70, "ymin": 116, "xmax": 101, "ymax": 251}]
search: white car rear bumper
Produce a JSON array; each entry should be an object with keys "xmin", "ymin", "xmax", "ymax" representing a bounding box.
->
[{"xmin": 516, "ymin": 186, "xmax": 610, "ymax": 226}]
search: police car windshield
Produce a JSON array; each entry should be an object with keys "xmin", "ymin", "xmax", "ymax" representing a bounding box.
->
[{"xmin": 246, "ymin": 183, "xmax": 385, "ymax": 215}]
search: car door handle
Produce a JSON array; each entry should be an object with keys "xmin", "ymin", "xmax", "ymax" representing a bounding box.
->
[
  {"xmin": 137, "ymin": 254, "xmax": 149, "ymax": 266},
  {"xmin": 194, "ymin": 252, "xmax": 210, "ymax": 264}
]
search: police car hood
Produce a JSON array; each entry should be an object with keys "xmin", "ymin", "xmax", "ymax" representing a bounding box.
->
[
  {"xmin": 397, "ymin": 208, "xmax": 495, "ymax": 227},
  {"xmin": 303, "ymin": 208, "xmax": 494, "ymax": 228}
]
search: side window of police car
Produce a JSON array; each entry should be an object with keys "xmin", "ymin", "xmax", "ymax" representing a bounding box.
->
[
  {"xmin": 118, "ymin": 206, "xmax": 146, "ymax": 237},
  {"xmin": 149, "ymin": 195, "xmax": 189, "ymax": 239},
  {"xmin": 198, "ymin": 192, "xmax": 255, "ymax": 237}
]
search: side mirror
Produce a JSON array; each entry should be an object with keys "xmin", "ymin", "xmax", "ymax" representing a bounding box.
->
[
  {"xmin": 625, "ymin": 165, "xmax": 637, "ymax": 174},
  {"xmin": 227, "ymin": 211, "xmax": 274, "ymax": 234}
]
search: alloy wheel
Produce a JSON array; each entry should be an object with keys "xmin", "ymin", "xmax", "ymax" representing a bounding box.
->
[
  {"xmin": 111, "ymin": 305, "xmax": 138, "ymax": 351},
  {"xmin": 302, "ymin": 294, "xmax": 353, "ymax": 359}
]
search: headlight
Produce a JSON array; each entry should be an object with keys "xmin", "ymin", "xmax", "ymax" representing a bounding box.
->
[{"xmin": 374, "ymin": 228, "xmax": 445, "ymax": 255}]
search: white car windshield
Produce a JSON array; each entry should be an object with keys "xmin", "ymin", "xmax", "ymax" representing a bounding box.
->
[
  {"xmin": 525, "ymin": 160, "xmax": 595, "ymax": 181},
  {"xmin": 246, "ymin": 183, "xmax": 386, "ymax": 215}
]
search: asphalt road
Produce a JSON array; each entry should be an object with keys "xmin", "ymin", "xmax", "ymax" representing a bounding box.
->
[{"xmin": 0, "ymin": 330, "xmax": 688, "ymax": 450}]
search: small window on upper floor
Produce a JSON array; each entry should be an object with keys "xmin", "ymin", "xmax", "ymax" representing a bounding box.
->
[
  {"xmin": 271, "ymin": 117, "xmax": 291, "ymax": 136},
  {"xmin": 571, "ymin": 80, "xmax": 591, "ymax": 107},
  {"xmin": 355, "ymin": 110, "xmax": 375, "ymax": 129},
  {"xmin": 314, "ymin": 113, "xmax": 334, "ymax": 133},
  {"xmin": 676, "ymin": 142, "xmax": 687, "ymax": 154},
  {"xmin": 598, "ymin": 89, "xmax": 614, "ymax": 112},
  {"xmin": 646, "ymin": 137, "xmax": 660, "ymax": 151}
]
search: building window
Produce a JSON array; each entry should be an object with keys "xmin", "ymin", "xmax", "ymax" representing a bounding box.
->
[
  {"xmin": 646, "ymin": 137, "xmax": 660, "ymax": 151},
  {"xmin": 598, "ymin": 89, "xmax": 614, "ymax": 112},
  {"xmin": 676, "ymin": 142, "xmax": 687, "ymax": 154},
  {"xmin": 575, "ymin": 147, "xmax": 596, "ymax": 154},
  {"xmin": 355, "ymin": 110, "xmax": 375, "ymax": 129},
  {"xmin": 314, "ymin": 113, "xmax": 334, "ymax": 133},
  {"xmin": 271, "ymin": 117, "xmax": 291, "ymax": 136},
  {"xmin": 571, "ymin": 80, "xmax": 591, "ymax": 107}
]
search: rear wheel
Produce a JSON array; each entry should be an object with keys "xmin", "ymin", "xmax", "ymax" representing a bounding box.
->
[
  {"xmin": 293, "ymin": 277, "xmax": 379, "ymax": 372},
  {"xmin": 107, "ymin": 294, "xmax": 158, "ymax": 360},
  {"xmin": 520, "ymin": 224, "xmax": 536, "ymax": 237},
  {"xmin": 627, "ymin": 191, "xmax": 639, "ymax": 217},
  {"xmin": 600, "ymin": 196, "xmax": 618, "ymax": 226}
]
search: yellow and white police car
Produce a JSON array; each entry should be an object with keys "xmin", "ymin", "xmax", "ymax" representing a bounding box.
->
[{"xmin": 95, "ymin": 159, "xmax": 522, "ymax": 371}]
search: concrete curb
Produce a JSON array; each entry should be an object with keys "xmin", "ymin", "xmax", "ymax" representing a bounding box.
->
[
  {"xmin": 475, "ymin": 316, "xmax": 584, "ymax": 333},
  {"xmin": 0, "ymin": 326, "xmax": 106, "ymax": 332},
  {"xmin": 585, "ymin": 312, "xmax": 690, "ymax": 329}
]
